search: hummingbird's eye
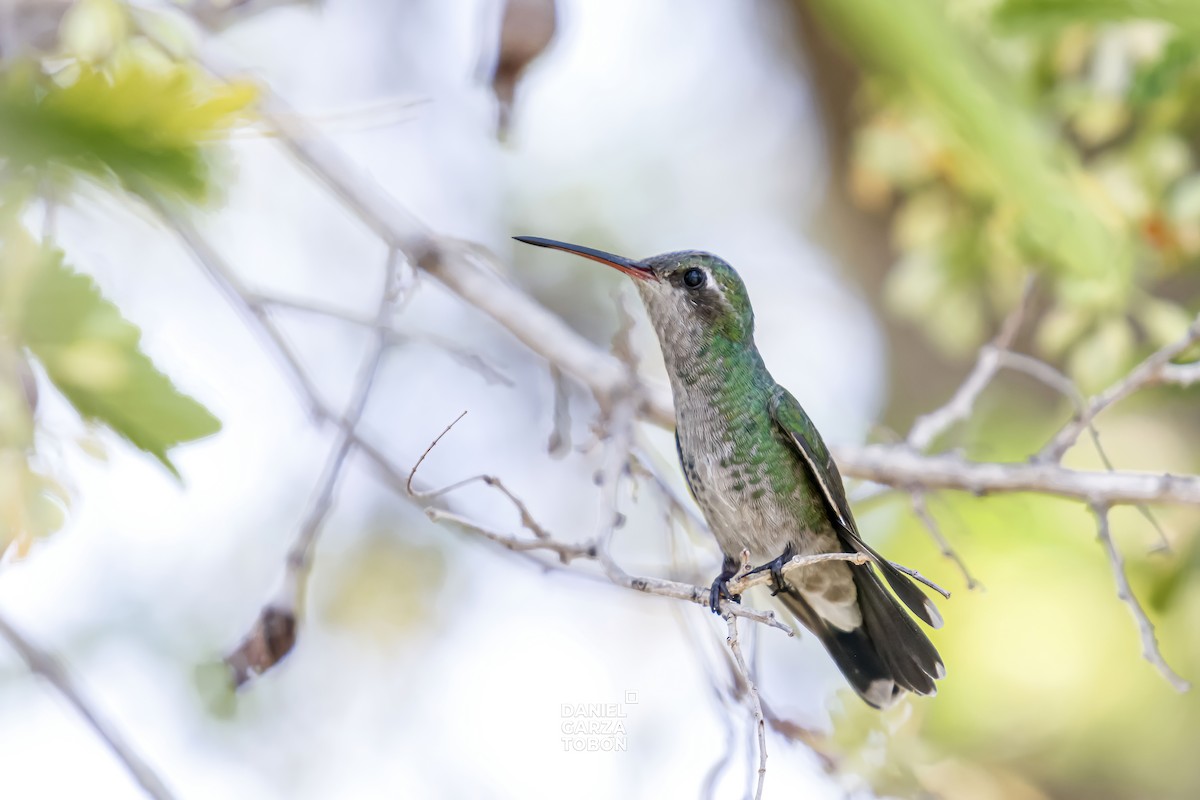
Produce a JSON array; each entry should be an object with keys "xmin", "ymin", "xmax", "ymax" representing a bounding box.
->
[{"xmin": 682, "ymin": 268, "xmax": 705, "ymax": 289}]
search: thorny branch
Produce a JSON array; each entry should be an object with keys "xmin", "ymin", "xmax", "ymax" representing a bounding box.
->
[{"xmin": 0, "ymin": 613, "xmax": 176, "ymax": 800}]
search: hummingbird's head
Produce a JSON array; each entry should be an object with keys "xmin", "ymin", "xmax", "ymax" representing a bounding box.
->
[{"xmin": 514, "ymin": 237, "xmax": 755, "ymax": 346}]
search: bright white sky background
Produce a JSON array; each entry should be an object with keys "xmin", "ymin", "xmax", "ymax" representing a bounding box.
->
[{"xmin": 0, "ymin": 1, "xmax": 888, "ymax": 797}]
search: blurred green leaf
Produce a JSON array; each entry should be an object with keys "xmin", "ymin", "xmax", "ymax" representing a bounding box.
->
[
  {"xmin": 10, "ymin": 239, "xmax": 220, "ymax": 476},
  {"xmin": 811, "ymin": 0, "xmax": 1132, "ymax": 305},
  {"xmin": 1131, "ymin": 38, "xmax": 1200, "ymax": 106},
  {"xmin": 996, "ymin": 0, "xmax": 1200, "ymax": 35},
  {"xmin": 0, "ymin": 57, "xmax": 255, "ymax": 200}
]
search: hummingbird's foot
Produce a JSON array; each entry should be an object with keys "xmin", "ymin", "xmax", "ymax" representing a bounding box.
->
[
  {"xmin": 709, "ymin": 555, "xmax": 742, "ymax": 614},
  {"xmin": 745, "ymin": 544, "xmax": 795, "ymax": 597}
]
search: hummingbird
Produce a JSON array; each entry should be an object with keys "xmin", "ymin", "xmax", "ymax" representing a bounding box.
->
[{"xmin": 515, "ymin": 236, "xmax": 945, "ymax": 708}]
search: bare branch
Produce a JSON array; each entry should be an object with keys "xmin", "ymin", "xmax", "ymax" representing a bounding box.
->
[
  {"xmin": 227, "ymin": 247, "xmax": 401, "ymax": 686},
  {"xmin": 911, "ymin": 491, "xmax": 980, "ymax": 590},
  {"xmin": 724, "ymin": 606, "xmax": 767, "ymax": 800},
  {"xmin": 997, "ymin": 351, "xmax": 1172, "ymax": 552},
  {"xmin": 426, "ymin": 505, "xmax": 806, "ymax": 633},
  {"xmin": 835, "ymin": 445, "xmax": 1200, "ymax": 506},
  {"xmin": 0, "ymin": 613, "xmax": 176, "ymax": 800},
  {"xmin": 907, "ymin": 278, "xmax": 1035, "ymax": 452},
  {"xmin": 1160, "ymin": 361, "xmax": 1200, "ymax": 387},
  {"xmin": 247, "ymin": 291, "xmax": 377, "ymax": 327},
  {"xmin": 591, "ymin": 397, "xmax": 637, "ymax": 578},
  {"xmin": 151, "ymin": 200, "xmax": 328, "ymax": 420},
  {"xmin": 884, "ymin": 559, "xmax": 952, "ymax": 599},
  {"xmin": 1039, "ymin": 315, "xmax": 1200, "ymax": 463},
  {"xmin": 405, "ymin": 412, "xmax": 825, "ymax": 633},
  {"xmin": 251, "ymin": 292, "xmax": 515, "ymax": 387},
  {"xmin": 1090, "ymin": 504, "xmax": 1190, "ymax": 692}
]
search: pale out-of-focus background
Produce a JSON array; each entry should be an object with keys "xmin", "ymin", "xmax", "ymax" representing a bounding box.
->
[{"xmin": 2, "ymin": 1, "xmax": 1200, "ymax": 798}]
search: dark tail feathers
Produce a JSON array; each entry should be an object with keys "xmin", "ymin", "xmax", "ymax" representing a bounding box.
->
[{"xmin": 777, "ymin": 566, "xmax": 944, "ymax": 709}]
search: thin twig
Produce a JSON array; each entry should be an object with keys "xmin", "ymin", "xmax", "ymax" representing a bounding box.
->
[
  {"xmin": 0, "ymin": 613, "xmax": 176, "ymax": 800},
  {"xmin": 250, "ymin": 293, "xmax": 514, "ymax": 386},
  {"xmin": 405, "ymin": 412, "xmax": 551, "ymax": 540},
  {"xmin": 998, "ymin": 351, "xmax": 1172, "ymax": 552},
  {"xmin": 425, "ymin": 507, "xmax": 810, "ymax": 633},
  {"xmin": 226, "ymin": 247, "xmax": 402, "ymax": 686},
  {"xmin": 591, "ymin": 397, "xmax": 638, "ymax": 579},
  {"xmin": 406, "ymin": 410, "xmax": 820, "ymax": 633},
  {"xmin": 724, "ymin": 609, "xmax": 767, "ymax": 800},
  {"xmin": 911, "ymin": 491, "xmax": 980, "ymax": 590},
  {"xmin": 151, "ymin": 200, "xmax": 328, "ymax": 420},
  {"xmin": 1089, "ymin": 504, "xmax": 1190, "ymax": 692},
  {"xmin": 1039, "ymin": 315, "xmax": 1200, "ymax": 463},
  {"xmin": 907, "ymin": 277, "xmax": 1035, "ymax": 452}
]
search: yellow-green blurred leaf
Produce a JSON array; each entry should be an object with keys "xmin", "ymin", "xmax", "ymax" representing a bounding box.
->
[
  {"xmin": 0, "ymin": 57, "xmax": 255, "ymax": 200},
  {"xmin": 10, "ymin": 240, "xmax": 221, "ymax": 476}
]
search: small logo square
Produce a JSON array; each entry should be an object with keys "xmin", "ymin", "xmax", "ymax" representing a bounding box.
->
[{"xmin": 624, "ymin": 690, "xmax": 638, "ymax": 705}]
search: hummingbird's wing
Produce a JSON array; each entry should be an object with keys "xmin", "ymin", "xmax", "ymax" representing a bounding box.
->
[{"xmin": 768, "ymin": 387, "xmax": 943, "ymax": 629}]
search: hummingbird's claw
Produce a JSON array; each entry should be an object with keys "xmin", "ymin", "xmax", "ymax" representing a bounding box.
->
[
  {"xmin": 745, "ymin": 544, "xmax": 795, "ymax": 597},
  {"xmin": 709, "ymin": 555, "xmax": 743, "ymax": 614},
  {"xmin": 708, "ymin": 578, "xmax": 742, "ymax": 614}
]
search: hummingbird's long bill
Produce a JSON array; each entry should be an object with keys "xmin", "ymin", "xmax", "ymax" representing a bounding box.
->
[{"xmin": 513, "ymin": 236, "xmax": 656, "ymax": 281}]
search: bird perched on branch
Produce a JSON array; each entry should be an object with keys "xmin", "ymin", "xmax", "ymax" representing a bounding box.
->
[{"xmin": 515, "ymin": 236, "xmax": 945, "ymax": 708}]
